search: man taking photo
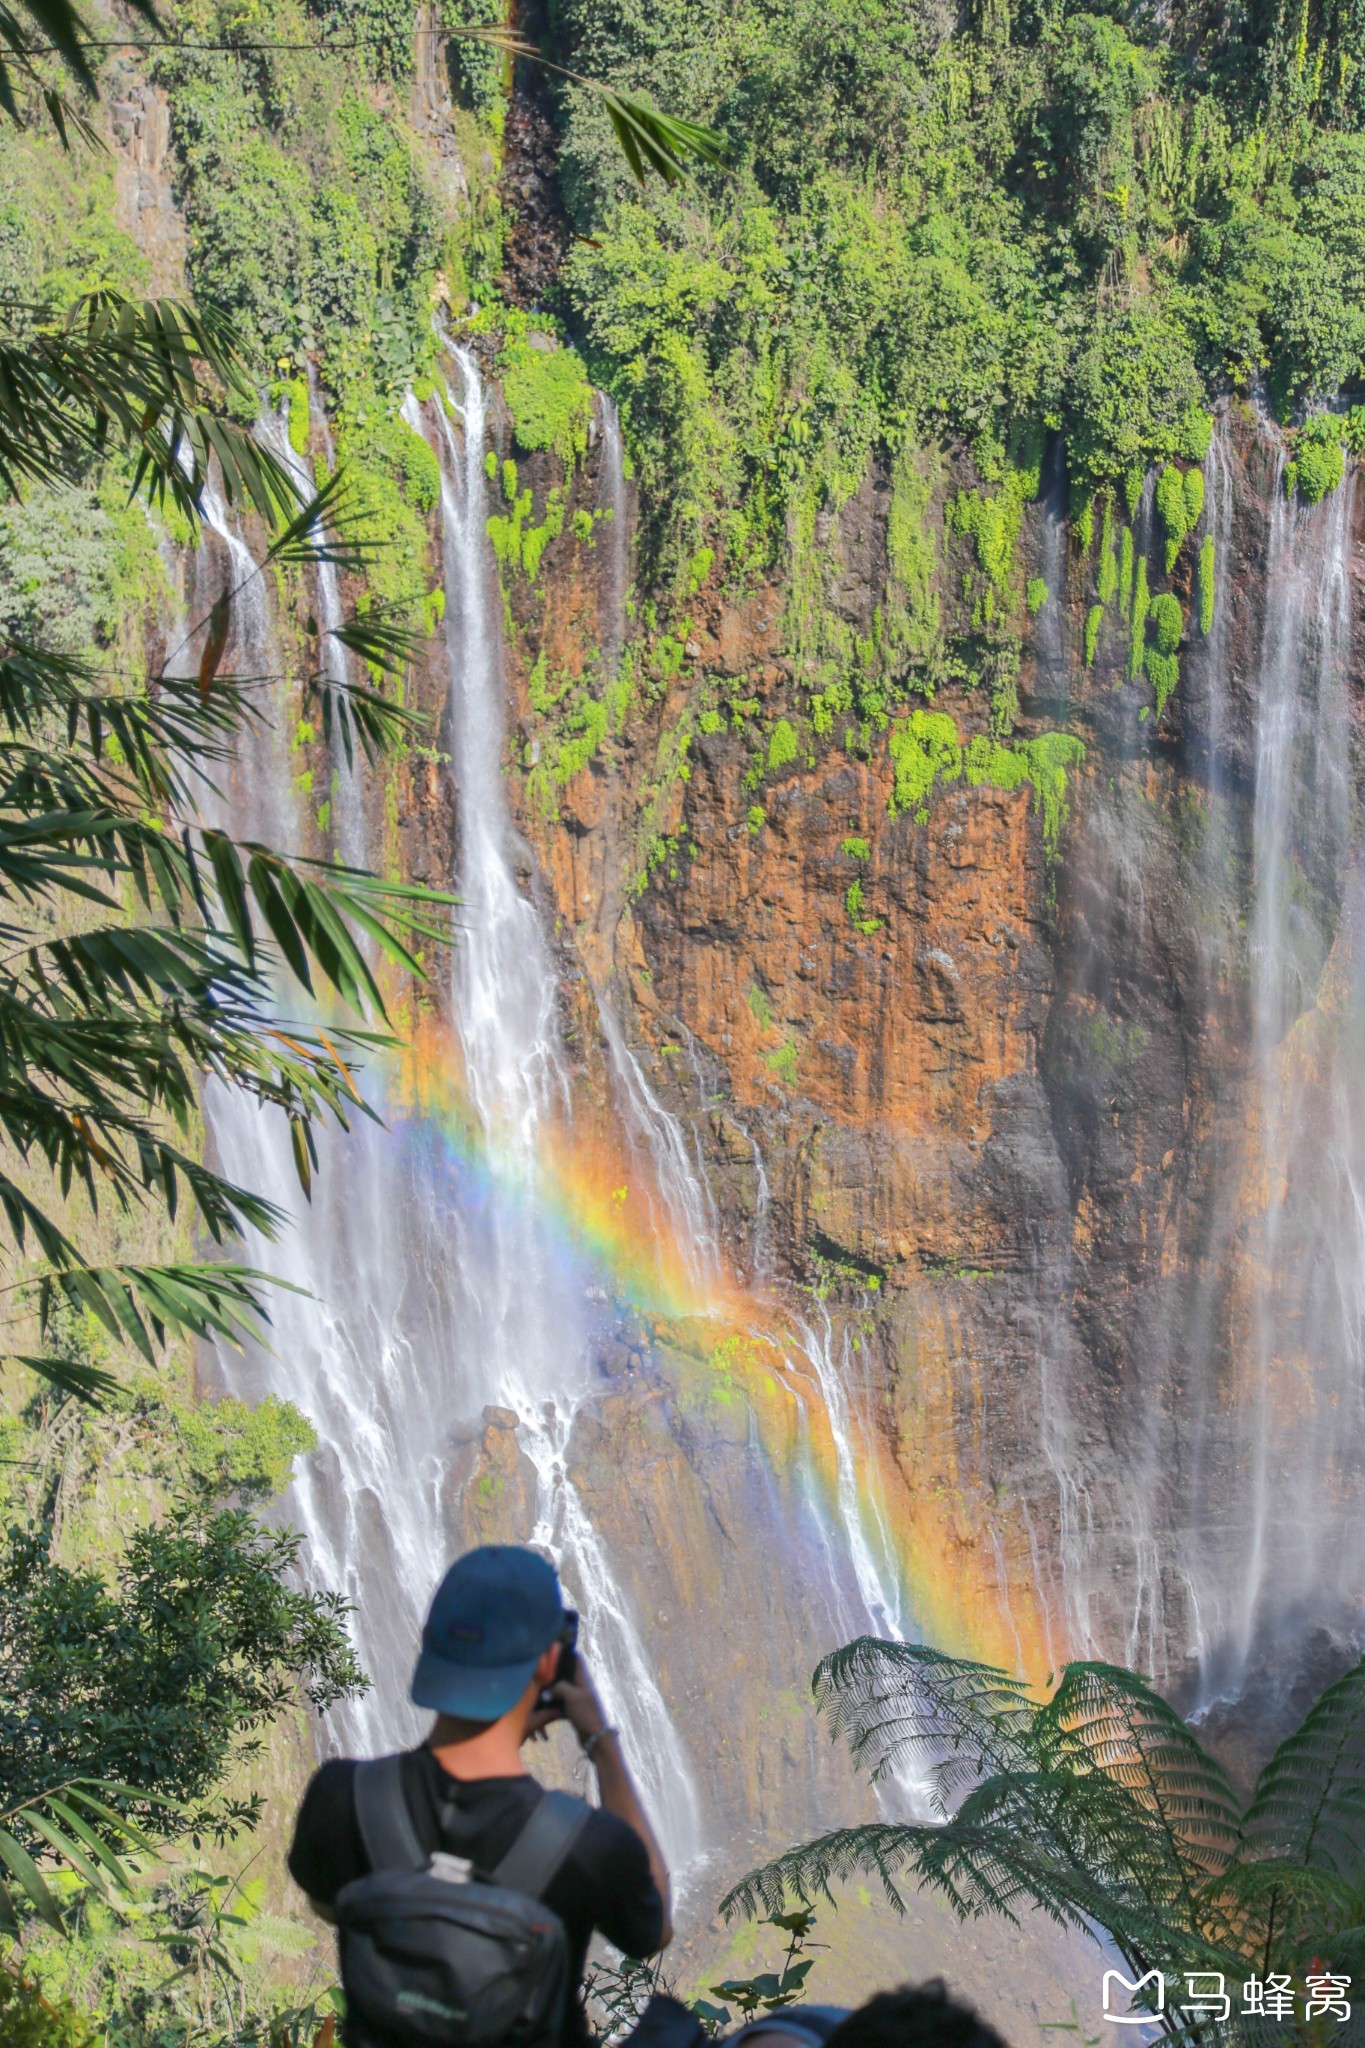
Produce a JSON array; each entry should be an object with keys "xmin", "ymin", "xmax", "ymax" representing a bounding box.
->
[{"xmin": 289, "ymin": 1544, "xmax": 672, "ymax": 2048}]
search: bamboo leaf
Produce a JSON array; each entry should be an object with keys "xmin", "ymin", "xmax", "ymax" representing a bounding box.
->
[{"xmin": 0, "ymin": 1828, "xmax": 65, "ymax": 1932}]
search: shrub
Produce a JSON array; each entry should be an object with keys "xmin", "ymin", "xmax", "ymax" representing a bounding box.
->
[
  {"xmin": 1296, "ymin": 438, "xmax": 1345, "ymax": 502},
  {"xmin": 499, "ymin": 335, "xmax": 594, "ymax": 465},
  {"xmin": 1085, "ymin": 603, "xmax": 1103, "ymax": 666},
  {"xmin": 1156, "ymin": 463, "xmax": 1195, "ymax": 571},
  {"xmin": 0, "ymin": 1975, "xmax": 90, "ymax": 2048},
  {"xmin": 1147, "ymin": 649, "xmax": 1179, "ymax": 717},
  {"xmin": 1150, "ymin": 591, "xmax": 1183, "ymax": 654},
  {"xmin": 287, "ymin": 376, "xmax": 310, "ymax": 456},
  {"xmin": 1027, "ymin": 576, "xmax": 1048, "ymax": 614},
  {"xmin": 1176, "ymin": 406, "xmax": 1214, "ymax": 461},
  {"xmin": 768, "ymin": 717, "xmax": 799, "ymax": 770},
  {"xmin": 402, "ymin": 425, "xmax": 442, "ymax": 513}
]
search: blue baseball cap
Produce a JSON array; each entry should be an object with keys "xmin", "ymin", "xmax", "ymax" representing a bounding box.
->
[{"xmin": 411, "ymin": 1545, "xmax": 566, "ymax": 1721}]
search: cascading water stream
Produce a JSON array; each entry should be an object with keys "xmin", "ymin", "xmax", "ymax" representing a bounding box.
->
[
  {"xmin": 255, "ymin": 386, "xmax": 367, "ymax": 868},
  {"xmin": 417, "ymin": 350, "xmax": 703, "ymax": 1872},
  {"xmin": 597, "ymin": 395, "xmax": 628, "ymax": 681},
  {"xmin": 1028, "ymin": 420, "xmax": 1363, "ymax": 1711},
  {"xmin": 1032, "ymin": 434, "xmax": 1069, "ymax": 695},
  {"xmin": 791, "ymin": 1311, "xmax": 906, "ymax": 1644},
  {"xmin": 595, "ymin": 993, "xmax": 921, "ymax": 1729},
  {"xmin": 593, "ymin": 986, "xmax": 913, "ymax": 1668},
  {"xmin": 597, "ymin": 1002, "xmax": 721, "ymax": 1296},
  {"xmin": 1228, "ymin": 452, "xmax": 1361, "ymax": 1690},
  {"xmin": 193, "ymin": 469, "xmax": 445, "ymax": 1755}
]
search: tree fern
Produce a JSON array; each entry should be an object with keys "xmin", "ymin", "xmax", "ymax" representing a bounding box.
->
[{"xmin": 725, "ymin": 1644, "xmax": 1365, "ymax": 2040}]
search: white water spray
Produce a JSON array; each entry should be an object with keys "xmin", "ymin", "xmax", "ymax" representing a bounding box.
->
[{"xmin": 418, "ymin": 350, "xmax": 703, "ymax": 1871}]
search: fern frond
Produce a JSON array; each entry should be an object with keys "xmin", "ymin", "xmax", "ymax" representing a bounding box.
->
[
  {"xmin": 1244, "ymin": 1655, "xmax": 1365, "ymax": 1879},
  {"xmin": 812, "ymin": 1640, "xmax": 1035, "ymax": 1810},
  {"xmin": 1200, "ymin": 1857, "xmax": 1358, "ymax": 1968},
  {"xmin": 719, "ymin": 1815, "xmax": 1234, "ymax": 1984},
  {"xmin": 1041, "ymin": 1663, "xmax": 1241, "ymax": 1921}
]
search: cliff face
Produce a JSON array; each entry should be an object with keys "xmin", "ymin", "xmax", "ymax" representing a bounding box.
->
[
  {"xmin": 446, "ymin": 380, "xmax": 1365, "ymax": 1776},
  {"xmin": 75, "ymin": 9, "xmax": 1365, "ymax": 1823}
]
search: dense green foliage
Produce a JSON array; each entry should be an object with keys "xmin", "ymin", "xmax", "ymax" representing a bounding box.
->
[
  {"xmin": 1, "ymin": 1509, "xmax": 363, "ymax": 1837},
  {"xmin": 498, "ymin": 329, "xmax": 595, "ymax": 465},
  {"xmin": 0, "ymin": 1356, "xmax": 361, "ymax": 2031},
  {"xmin": 557, "ymin": 0, "xmax": 1365, "ymax": 595},
  {"xmin": 145, "ymin": 0, "xmax": 455, "ymax": 622},
  {"xmin": 725, "ymin": 1640, "xmax": 1365, "ymax": 2044}
]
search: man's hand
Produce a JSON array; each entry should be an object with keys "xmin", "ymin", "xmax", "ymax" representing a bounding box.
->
[
  {"xmin": 525, "ymin": 1654, "xmax": 609, "ymax": 1745},
  {"xmin": 524, "ymin": 1648, "xmax": 673, "ymax": 1947}
]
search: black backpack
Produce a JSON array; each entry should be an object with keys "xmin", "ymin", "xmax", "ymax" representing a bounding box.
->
[{"xmin": 335, "ymin": 1756, "xmax": 591, "ymax": 2048}]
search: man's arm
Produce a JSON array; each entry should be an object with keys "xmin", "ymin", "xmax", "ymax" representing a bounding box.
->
[{"xmin": 544, "ymin": 1661, "xmax": 674, "ymax": 1947}]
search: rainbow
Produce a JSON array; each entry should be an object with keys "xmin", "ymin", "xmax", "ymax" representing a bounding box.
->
[{"xmin": 383, "ymin": 1014, "xmax": 1057, "ymax": 1685}]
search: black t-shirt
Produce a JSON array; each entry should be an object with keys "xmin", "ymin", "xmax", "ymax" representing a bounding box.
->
[{"xmin": 288, "ymin": 1750, "xmax": 665, "ymax": 2048}]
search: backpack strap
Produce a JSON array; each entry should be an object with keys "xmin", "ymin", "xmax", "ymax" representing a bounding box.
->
[
  {"xmin": 353, "ymin": 1754, "xmax": 428, "ymax": 1872},
  {"xmin": 490, "ymin": 1789, "xmax": 590, "ymax": 1899}
]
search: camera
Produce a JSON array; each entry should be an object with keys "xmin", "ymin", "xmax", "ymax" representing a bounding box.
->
[{"xmin": 537, "ymin": 1608, "xmax": 578, "ymax": 1711}]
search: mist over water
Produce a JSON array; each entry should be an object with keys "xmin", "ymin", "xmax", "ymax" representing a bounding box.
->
[{"xmin": 1034, "ymin": 426, "xmax": 1365, "ymax": 1717}]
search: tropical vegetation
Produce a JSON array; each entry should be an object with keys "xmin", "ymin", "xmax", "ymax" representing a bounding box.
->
[
  {"xmin": 0, "ymin": 0, "xmax": 716, "ymax": 2027},
  {"xmin": 724, "ymin": 1639, "xmax": 1365, "ymax": 2043},
  {"xmin": 4, "ymin": 0, "xmax": 1365, "ymax": 2032}
]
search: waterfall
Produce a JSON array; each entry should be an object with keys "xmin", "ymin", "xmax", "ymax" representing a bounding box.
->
[
  {"xmin": 594, "ymin": 991, "xmax": 910, "ymax": 1664},
  {"xmin": 255, "ymin": 382, "xmax": 367, "ymax": 867},
  {"xmin": 193, "ymin": 365, "xmax": 710, "ymax": 1867},
  {"xmin": 597, "ymin": 1001, "xmax": 720, "ymax": 1296},
  {"xmin": 193, "ymin": 468, "xmax": 444, "ymax": 1756},
  {"xmin": 1225, "ymin": 457, "xmax": 1361, "ymax": 1693},
  {"xmin": 304, "ymin": 368, "xmax": 347, "ymax": 689},
  {"xmin": 597, "ymin": 394, "xmax": 628, "ymax": 679},
  {"xmin": 1031, "ymin": 433, "xmax": 1068, "ymax": 696},
  {"xmin": 308, "ymin": 368, "xmax": 369, "ymax": 870},
  {"xmin": 416, "ymin": 349, "xmax": 703, "ymax": 1871},
  {"xmin": 791, "ymin": 1311, "xmax": 906, "ymax": 1643},
  {"xmin": 1198, "ymin": 407, "xmax": 1238, "ymax": 792}
]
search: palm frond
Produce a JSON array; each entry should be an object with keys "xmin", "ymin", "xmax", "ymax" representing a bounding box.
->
[
  {"xmin": 447, "ymin": 25, "xmax": 727, "ymax": 186},
  {"xmin": 1243, "ymin": 1655, "xmax": 1365, "ymax": 1880},
  {"xmin": 600, "ymin": 93, "xmax": 728, "ymax": 187},
  {"xmin": 304, "ymin": 664, "xmax": 423, "ymax": 768},
  {"xmin": 38, "ymin": 1259, "xmax": 288, "ymax": 1368},
  {"xmin": 259, "ymin": 469, "xmax": 378, "ymax": 576},
  {"xmin": 0, "ymin": 295, "xmax": 304, "ymax": 530},
  {"xmin": 0, "ymin": 0, "xmax": 157, "ymax": 116}
]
